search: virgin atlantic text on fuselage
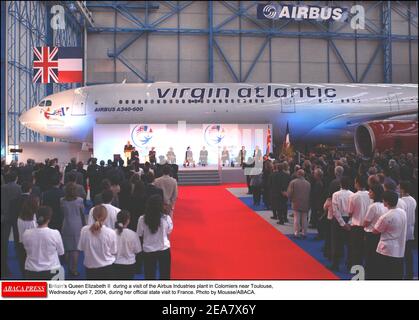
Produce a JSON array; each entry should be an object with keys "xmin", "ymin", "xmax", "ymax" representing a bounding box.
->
[{"xmin": 157, "ymin": 86, "xmax": 337, "ymax": 100}]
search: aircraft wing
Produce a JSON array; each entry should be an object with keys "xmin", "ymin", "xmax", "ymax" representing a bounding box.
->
[{"xmin": 320, "ymin": 108, "xmax": 418, "ymax": 130}]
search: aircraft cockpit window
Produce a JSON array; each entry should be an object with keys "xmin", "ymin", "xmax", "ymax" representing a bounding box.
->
[
  {"xmin": 39, "ymin": 100, "xmax": 45, "ymax": 107},
  {"xmin": 45, "ymin": 100, "xmax": 52, "ymax": 106}
]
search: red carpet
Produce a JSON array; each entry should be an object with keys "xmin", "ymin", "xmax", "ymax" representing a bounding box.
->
[{"xmin": 171, "ymin": 185, "xmax": 338, "ymax": 280}]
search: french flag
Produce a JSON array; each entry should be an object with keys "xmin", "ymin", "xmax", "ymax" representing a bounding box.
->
[{"xmin": 58, "ymin": 47, "xmax": 83, "ymax": 83}]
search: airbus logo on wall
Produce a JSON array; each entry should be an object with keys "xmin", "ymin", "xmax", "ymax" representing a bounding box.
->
[
  {"xmin": 131, "ymin": 124, "xmax": 154, "ymax": 147},
  {"xmin": 257, "ymin": 3, "xmax": 348, "ymax": 22},
  {"xmin": 262, "ymin": 5, "xmax": 277, "ymax": 19}
]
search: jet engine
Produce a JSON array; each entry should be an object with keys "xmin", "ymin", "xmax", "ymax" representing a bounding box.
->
[{"xmin": 354, "ymin": 120, "xmax": 418, "ymax": 156}]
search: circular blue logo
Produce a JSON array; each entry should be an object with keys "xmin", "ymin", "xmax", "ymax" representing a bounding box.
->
[
  {"xmin": 204, "ymin": 125, "xmax": 226, "ymax": 147},
  {"xmin": 131, "ymin": 125, "xmax": 153, "ymax": 148}
]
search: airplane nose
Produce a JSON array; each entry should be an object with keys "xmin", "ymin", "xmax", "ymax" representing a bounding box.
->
[
  {"xmin": 19, "ymin": 110, "xmax": 29, "ymax": 125},
  {"xmin": 19, "ymin": 108, "xmax": 35, "ymax": 127}
]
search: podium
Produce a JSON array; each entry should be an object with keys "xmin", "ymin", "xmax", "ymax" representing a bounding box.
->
[{"xmin": 124, "ymin": 145, "xmax": 135, "ymax": 163}]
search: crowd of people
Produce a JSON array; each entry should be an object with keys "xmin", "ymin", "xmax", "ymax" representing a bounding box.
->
[
  {"xmin": 248, "ymin": 149, "xmax": 418, "ymax": 279},
  {"xmin": 1, "ymin": 157, "xmax": 178, "ymax": 280},
  {"xmin": 1, "ymin": 147, "xmax": 418, "ymax": 280}
]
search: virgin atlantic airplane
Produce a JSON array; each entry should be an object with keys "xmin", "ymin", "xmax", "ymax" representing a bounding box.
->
[{"xmin": 19, "ymin": 82, "xmax": 418, "ymax": 156}]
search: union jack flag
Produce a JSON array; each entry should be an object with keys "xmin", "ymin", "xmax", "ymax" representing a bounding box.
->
[{"xmin": 33, "ymin": 47, "xmax": 59, "ymax": 83}]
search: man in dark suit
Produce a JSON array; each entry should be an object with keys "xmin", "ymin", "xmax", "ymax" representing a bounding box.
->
[
  {"xmin": 42, "ymin": 173, "xmax": 65, "ymax": 231},
  {"xmin": 18, "ymin": 159, "xmax": 34, "ymax": 184},
  {"xmin": 310, "ymin": 168, "xmax": 326, "ymax": 229},
  {"xmin": 65, "ymin": 165, "xmax": 84, "ymax": 187},
  {"xmin": 1, "ymin": 171, "xmax": 22, "ymax": 277},
  {"xmin": 43, "ymin": 159, "xmax": 60, "ymax": 191},
  {"xmin": 77, "ymin": 161, "xmax": 88, "ymax": 193},
  {"xmin": 239, "ymin": 146, "xmax": 247, "ymax": 167},
  {"xmin": 149, "ymin": 147, "xmax": 157, "ymax": 165},
  {"xmin": 14, "ymin": 180, "xmax": 33, "ymax": 218},
  {"xmin": 270, "ymin": 162, "xmax": 291, "ymax": 225},
  {"xmin": 65, "ymin": 158, "xmax": 77, "ymax": 175},
  {"xmin": 131, "ymin": 149, "xmax": 139, "ymax": 162},
  {"xmin": 87, "ymin": 158, "xmax": 101, "ymax": 202},
  {"xmin": 144, "ymin": 171, "xmax": 164, "ymax": 202}
]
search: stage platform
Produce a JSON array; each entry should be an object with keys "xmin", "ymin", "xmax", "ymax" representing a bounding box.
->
[
  {"xmin": 178, "ymin": 164, "xmax": 238, "ymax": 171},
  {"xmin": 177, "ymin": 165, "xmax": 246, "ymax": 185}
]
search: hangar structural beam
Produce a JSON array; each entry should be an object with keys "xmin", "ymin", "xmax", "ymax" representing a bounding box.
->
[
  {"xmin": 5, "ymin": 1, "xmax": 85, "ymax": 155},
  {"xmin": 383, "ymin": 1, "xmax": 393, "ymax": 83},
  {"xmin": 86, "ymin": 1, "xmax": 418, "ymax": 84},
  {"xmin": 1, "ymin": 1, "xmax": 6, "ymax": 157}
]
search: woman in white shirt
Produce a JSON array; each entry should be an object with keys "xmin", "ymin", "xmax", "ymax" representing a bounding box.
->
[
  {"xmin": 113, "ymin": 210, "xmax": 142, "ymax": 280},
  {"xmin": 78, "ymin": 205, "xmax": 117, "ymax": 280},
  {"xmin": 363, "ymin": 184, "xmax": 386, "ymax": 280},
  {"xmin": 400, "ymin": 181, "xmax": 417, "ymax": 280},
  {"xmin": 137, "ymin": 194, "xmax": 173, "ymax": 280},
  {"xmin": 17, "ymin": 195, "xmax": 39, "ymax": 276},
  {"xmin": 22, "ymin": 206, "xmax": 65, "ymax": 280},
  {"xmin": 330, "ymin": 176, "xmax": 353, "ymax": 271},
  {"xmin": 373, "ymin": 191, "xmax": 407, "ymax": 280}
]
